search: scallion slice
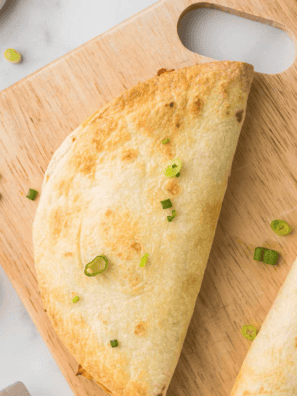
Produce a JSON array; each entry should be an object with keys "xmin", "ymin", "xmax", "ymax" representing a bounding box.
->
[
  {"xmin": 262, "ymin": 249, "xmax": 279, "ymax": 265},
  {"xmin": 84, "ymin": 255, "xmax": 108, "ymax": 277},
  {"xmin": 164, "ymin": 158, "xmax": 182, "ymax": 178},
  {"xmin": 241, "ymin": 325, "xmax": 257, "ymax": 341},
  {"xmin": 162, "ymin": 138, "xmax": 170, "ymax": 145},
  {"xmin": 270, "ymin": 220, "xmax": 292, "ymax": 236},
  {"xmin": 253, "ymin": 247, "xmax": 267, "ymax": 262},
  {"xmin": 72, "ymin": 296, "xmax": 79, "ymax": 303},
  {"xmin": 110, "ymin": 339, "xmax": 118, "ymax": 347},
  {"xmin": 161, "ymin": 199, "xmax": 172, "ymax": 209},
  {"xmin": 26, "ymin": 188, "xmax": 38, "ymax": 200},
  {"xmin": 167, "ymin": 210, "xmax": 176, "ymax": 222},
  {"xmin": 140, "ymin": 253, "xmax": 149, "ymax": 267}
]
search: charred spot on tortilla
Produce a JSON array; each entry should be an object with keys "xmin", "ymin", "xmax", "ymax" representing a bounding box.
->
[
  {"xmin": 157, "ymin": 68, "xmax": 175, "ymax": 76},
  {"xmin": 130, "ymin": 242, "xmax": 141, "ymax": 252},
  {"xmin": 105, "ymin": 209, "xmax": 112, "ymax": 216},
  {"xmin": 191, "ymin": 97, "xmax": 203, "ymax": 115},
  {"xmin": 121, "ymin": 148, "xmax": 138, "ymax": 162},
  {"xmin": 134, "ymin": 321, "xmax": 147, "ymax": 336},
  {"xmin": 165, "ymin": 179, "xmax": 181, "ymax": 196},
  {"xmin": 75, "ymin": 364, "xmax": 93, "ymax": 380},
  {"xmin": 235, "ymin": 109, "xmax": 244, "ymax": 123}
]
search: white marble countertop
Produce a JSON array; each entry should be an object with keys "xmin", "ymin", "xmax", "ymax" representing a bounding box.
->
[{"xmin": 0, "ymin": 0, "xmax": 294, "ymax": 394}]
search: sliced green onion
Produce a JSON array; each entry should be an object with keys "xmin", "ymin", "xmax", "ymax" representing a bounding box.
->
[
  {"xmin": 72, "ymin": 296, "xmax": 79, "ymax": 303},
  {"xmin": 175, "ymin": 172, "xmax": 180, "ymax": 177},
  {"xmin": 110, "ymin": 339, "xmax": 118, "ymax": 347},
  {"xmin": 270, "ymin": 220, "xmax": 292, "ymax": 236},
  {"xmin": 140, "ymin": 253, "xmax": 149, "ymax": 267},
  {"xmin": 161, "ymin": 199, "xmax": 172, "ymax": 209},
  {"xmin": 241, "ymin": 325, "xmax": 257, "ymax": 341},
  {"xmin": 84, "ymin": 255, "xmax": 108, "ymax": 277},
  {"xmin": 162, "ymin": 138, "xmax": 170, "ymax": 145},
  {"xmin": 253, "ymin": 247, "xmax": 267, "ymax": 262},
  {"xmin": 262, "ymin": 249, "xmax": 279, "ymax": 265},
  {"xmin": 167, "ymin": 210, "xmax": 176, "ymax": 222},
  {"xmin": 164, "ymin": 158, "xmax": 182, "ymax": 178},
  {"xmin": 26, "ymin": 188, "xmax": 38, "ymax": 200},
  {"xmin": 4, "ymin": 48, "xmax": 22, "ymax": 63}
]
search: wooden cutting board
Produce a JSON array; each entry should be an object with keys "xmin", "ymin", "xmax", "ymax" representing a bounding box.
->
[{"xmin": 1, "ymin": 0, "xmax": 297, "ymax": 394}]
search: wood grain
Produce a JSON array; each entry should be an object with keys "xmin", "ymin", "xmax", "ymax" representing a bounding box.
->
[{"xmin": 1, "ymin": 0, "xmax": 297, "ymax": 394}]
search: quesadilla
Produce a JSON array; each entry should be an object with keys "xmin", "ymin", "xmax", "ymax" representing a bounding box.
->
[
  {"xmin": 33, "ymin": 60, "xmax": 254, "ymax": 395},
  {"xmin": 231, "ymin": 256, "xmax": 297, "ymax": 396}
]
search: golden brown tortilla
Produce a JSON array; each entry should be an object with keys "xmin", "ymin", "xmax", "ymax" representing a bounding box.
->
[{"xmin": 33, "ymin": 61, "xmax": 254, "ymax": 396}]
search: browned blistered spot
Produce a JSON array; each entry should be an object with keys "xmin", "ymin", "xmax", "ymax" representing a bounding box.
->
[
  {"xmin": 75, "ymin": 365, "xmax": 93, "ymax": 380},
  {"xmin": 73, "ymin": 193, "xmax": 80, "ymax": 204},
  {"xmin": 176, "ymin": 123, "xmax": 180, "ymax": 128},
  {"xmin": 64, "ymin": 252, "xmax": 73, "ymax": 257},
  {"xmin": 226, "ymin": 111, "xmax": 230, "ymax": 115},
  {"xmin": 72, "ymin": 137, "xmax": 76, "ymax": 142},
  {"xmin": 70, "ymin": 116, "xmax": 130, "ymax": 178},
  {"xmin": 46, "ymin": 174, "xmax": 50, "ymax": 182},
  {"xmin": 235, "ymin": 109, "xmax": 244, "ymax": 123},
  {"xmin": 102, "ymin": 320, "xmax": 108, "ymax": 325},
  {"xmin": 70, "ymin": 147, "xmax": 97, "ymax": 178},
  {"xmin": 100, "ymin": 210, "xmax": 140, "ymax": 261},
  {"xmin": 191, "ymin": 97, "xmax": 203, "ymax": 114},
  {"xmin": 121, "ymin": 148, "xmax": 138, "ymax": 162},
  {"xmin": 134, "ymin": 321, "xmax": 147, "ymax": 336},
  {"xmin": 170, "ymin": 102, "xmax": 174, "ymax": 107},
  {"xmin": 165, "ymin": 179, "xmax": 181, "ymax": 196},
  {"xmin": 55, "ymin": 176, "xmax": 74, "ymax": 197},
  {"xmin": 130, "ymin": 242, "xmax": 141, "ymax": 252},
  {"xmin": 48, "ymin": 205, "xmax": 80, "ymax": 240},
  {"xmin": 49, "ymin": 206, "xmax": 70, "ymax": 239},
  {"xmin": 103, "ymin": 129, "xmax": 131, "ymax": 154},
  {"xmin": 162, "ymin": 144, "xmax": 175, "ymax": 160},
  {"xmin": 157, "ymin": 68, "xmax": 175, "ymax": 76},
  {"xmin": 105, "ymin": 209, "xmax": 112, "ymax": 216}
]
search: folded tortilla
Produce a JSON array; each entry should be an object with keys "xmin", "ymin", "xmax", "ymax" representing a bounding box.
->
[
  {"xmin": 231, "ymin": 256, "xmax": 297, "ymax": 396},
  {"xmin": 33, "ymin": 61, "xmax": 254, "ymax": 396}
]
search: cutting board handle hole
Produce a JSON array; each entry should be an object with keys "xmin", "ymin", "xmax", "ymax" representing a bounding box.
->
[{"xmin": 177, "ymin": 3, "xmax": 295, "ymax": 74}]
